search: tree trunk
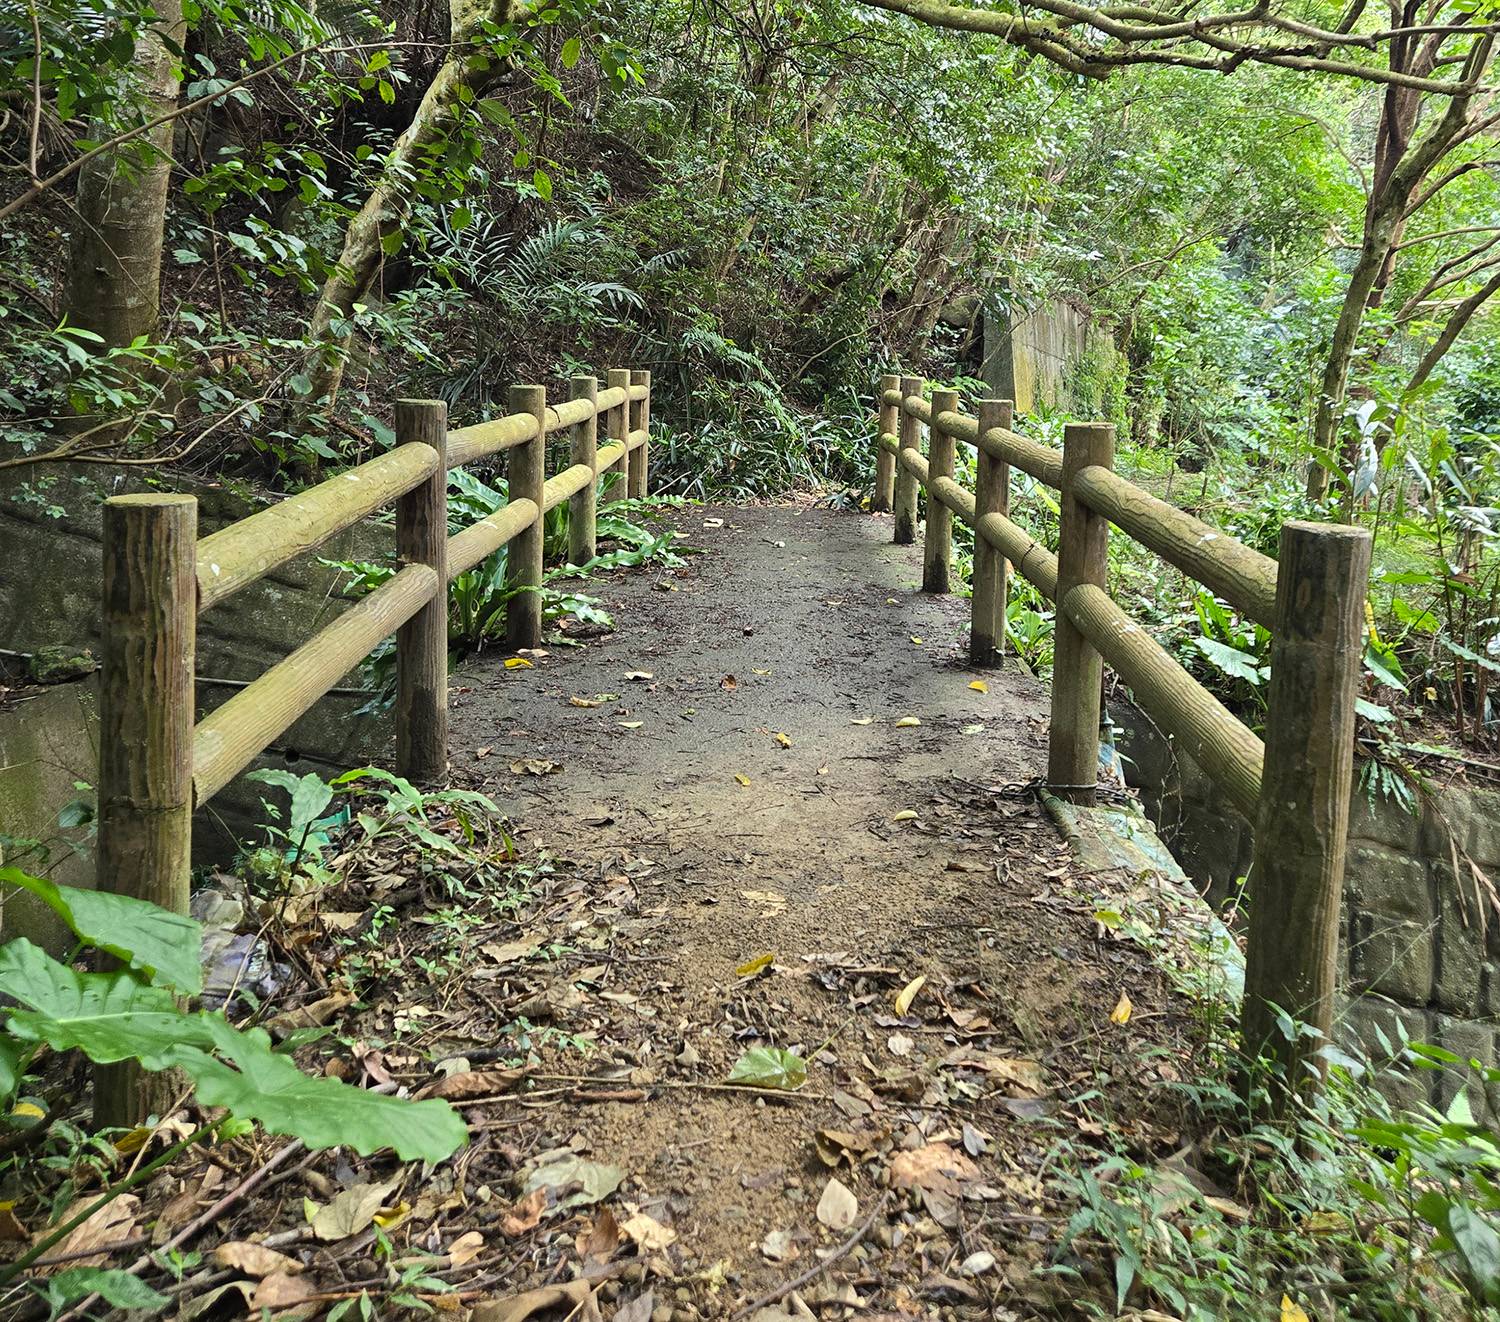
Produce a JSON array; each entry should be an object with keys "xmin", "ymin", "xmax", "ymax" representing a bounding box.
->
[
  {"xmin": 306, "ymin": 0, "xmax": 519, "ymax": 405},
  {"xmin": 63, "ymin": 0, "xmax": 185, "ymax": 349}
]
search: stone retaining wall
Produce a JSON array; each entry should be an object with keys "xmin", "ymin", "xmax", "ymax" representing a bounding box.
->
[{"xmin": 1113, "ymin": 698, "xmax": 1500, "ymax": 1116}]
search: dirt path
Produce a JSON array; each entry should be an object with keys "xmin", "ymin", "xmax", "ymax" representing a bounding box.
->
[{"xmin": 442, "ymin": 502, "xmax": 1189, "ymax": 1318}]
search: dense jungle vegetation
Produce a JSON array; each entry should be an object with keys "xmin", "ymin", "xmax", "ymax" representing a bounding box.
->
[{"xmin": 5, "ymin": 1, "xmax": 1500, "ymax": 1318}]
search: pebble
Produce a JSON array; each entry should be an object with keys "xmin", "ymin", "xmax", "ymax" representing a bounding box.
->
[{"xmin": 651, "ymin": 1307, "xmax": 674, "ymax": 1322}]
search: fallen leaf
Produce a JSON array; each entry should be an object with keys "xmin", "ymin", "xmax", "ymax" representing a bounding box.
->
[
  {"xmin": 891, "ymin": 810, "xmax": 918, "ymax": 823},
  {"xmin": 817, "ymin": 764, "xmax": 829, "ymax": 776},
  {"xmin": 1110, "ymin": 992, "xmax": 1133, "ymax": 1025},
  {"xmin": 1281, "ymin": 1297, "xmax": 1310, "ymax": 1322},
  {"xmin": 509, "ymin": 758, "xmax": 560, "ymax": 776},
  {"xmin": 213, "ymin": 1242, "xmax": 304, "ymax": 1278},
  {"xmin": 618, "ymin": 721, "xmax": 644, "ymax": 729},
  {"xmin": 734, "ymin": 772, "xmax": 752, "ymax": 787},
  {"xmin": 249, "ymin": 1272, "xmax": 315, "ymax": 1311},
  {"xmin": 968, "ymin": 680, "xmax": 988, "ymax": 694},
  {"xmin": 620, "ymin": 1211, "xmax": 677, "ymax": 1251},
  {"xmin": 569, "ymin": 695, "xmax": 601, "ymax": 707},
  {"xmin": 449, "ymin": 1230, "xmax": 485, "ymax": 1267},
  {"xmin": 960, "ymin": 1250, "xmax": 996, "ymax": 1276},
  {"xmin": 614, "ymin": 1290, "xmax": 654, "ymax": 1322},
  {"xmin": 894, "ymin": 975, "xmax": 926, "ymax": 1016},
  {"xmin": 752, "ymin": 668, "xmax": 771, "ymax": 676},
  {"xmin": 736, "ymin": 952, "xmax": 776, "ymax": 978},
  {"xmin": 760, "ymin": 1229, "xmax": 797, "ymax": 1262},
  {"xmin": 501, "ymin": 1187, "xmax": 548, "ymax": 1237},
  {"xmin": 48, "ymin": 1194, "xmax": 140, "ymax": 1268},
  {"xmin": 504, "ymin": 657, "xmax": 533, "ymax": 669},
  {"xmin": 0, "ymin": 1202, "xmax": 26, "ymax": 1242},
  {"xmin": 481, "ymin": 937, "xmax": 542, "ymax": 965},
  {"xmin": 773, "ymin": 731, "xmax": 791, "ymax": 748},
  {"xmin": 910, "ymin": 636, "xmax": 924, "ymax": 645},
  {"xmin": 578, "ymin": 1208, "xmax": 619, "ymax": 1262},
  {"xmin": 309, "ymin": 1178, "xmax": 399, "ymax": 1242},
  {"xmin": 471, "ymin": 1279, "xmax": 594, "ymax": 1322},
  {"xmin": 727, "ymin": 1046, "xmax": 806, "ymax": 1091},
  {"xmin": 521, "ymin": 1152, "xmax": 625, "ymax": 1211},
  {"xmin": 625, "ymin": 670, "xmax": 654, "ymax": 681},
  {"xmin": 889, "ymin": 1143, "xmax": 979, "ymax": 1195},
  {"xmin": 816, "ymin": 1178, "xmax": 858, "ymax": 1231},
  {"xmin": 895, "ymin": 716, "xmax": 921, "ymax": 728},
  {"xmin": 888, "ymin": 1033, "xmax": 914, "ymax": 1057},
  {"xmin": 722, "ymin": 674, "xmax": 738, "ymax": 690},
  {"xmin": 850, "ymin": 716, "xmax": 873, "ymax": 725},
  {"xmin": 741, "ymin": 889, "xmax": 786, "ymax": 914},
  {"xmin": 266, "ymin": 991, "xmax": 354, "ymax": 1041}
]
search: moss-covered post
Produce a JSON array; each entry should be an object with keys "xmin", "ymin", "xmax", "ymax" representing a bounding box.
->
[
  {"xmin": 629, "ymin": 368, "xmax": 651, "ymax": 498},
  {"xmin": 923, "ymin": 388, "xmax": 958, "ymax": 593},
  {"xmin": 505, "ymin": 385, "xmax": 546, "ymax": 650},
  {"xmin": 1048, "ymin": 422, "xmax": 1114, "ymax": 803},
  {"xmin": 893, "ymin": 375, "xmax": 923, "ymax": 546},
  {"xmin": 394, "ymin": 400, "xmax": 448, "ymax": 784},
  {"xmin": 606, "ymin": 368, "xmax": 630, "ymax": 485},
  {"xmin": 971, "ymin": 398, "xmax": 1012, "ymax": 664},
  {"xmin": 569, "ymin": 375, "xmax": 598, "ymax": 565},
  {"xmin": 95, "ymin": 493, "xmax": 197, "ymax": 1128},
  {"xmin": 1242, "ymin": 520, "xmax": 1371, "ymax": 1107},
  {"xmin": 873, "ymin": 372, "xmax": 898, "ymax": 512}
]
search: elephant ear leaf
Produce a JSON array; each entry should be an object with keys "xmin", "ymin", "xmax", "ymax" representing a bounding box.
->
[
  {"xmin": 174, "ymin": 1017, "xmax": 468, "ymax": 1164},
  {"xmin": 0, "ymin": 868, "xmax": 202, "ymax": 995},
  {"xmin": 0, "ymin": 940, "xmax": 215, "ymax": 1068}
]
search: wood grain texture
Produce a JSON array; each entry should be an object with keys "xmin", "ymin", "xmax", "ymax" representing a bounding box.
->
[
  {"xmin": 873, "ymin": 373, "xmax": 899, "ymax": 512},
  {"xmin": 1049, "ymin": 423, "xmax": 1113, "ymax": 803},
  {"xmin": 96, "ymin": 493, "xmax": 197, "ymax": 1128},
  {"xmin": 628, "ymin": 369, "xmax": 651, "ymax": 498},
  {"xmin": 1242, "ymin": 520, "xmax": 1372, "ymax": 1103},
  {"xmin": 448, "ymin": 499, "xmax": 539, "ymax": 579},
  {"xmin": 893, "ymin": 376, "xmax": 924, "ymax": 545},
  {"xmin": 971, "ymin": 399, "xmax": 1012, "ymax": 665},
  {"xmin": 1073, "ymin": 464, "xmax": 1277, "ymax": 627},
  {"xmin": 196, "ymin": 443, "xmax": 438, "ymax": 610},
  {"xmin": 505, "ymin": 385, "xmax": 547, "ymax": 650},
  {"xmin": 606, "ymin": 368, "xmax": 631, "ymax": 482},
  {"xmin": 923, "ymin": 390, "xmax": 958, "ymax": 593},
  {"xmin": 568, "ymin": 376, "xmax": 599, "ymax": 566},
  {"xmin": 394, "ymin": 400, "xmax": 449, "ymax": 785}
]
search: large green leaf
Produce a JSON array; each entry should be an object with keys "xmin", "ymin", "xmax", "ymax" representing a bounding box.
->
[
  {"xmin": 725, "ymin": 1046, "xmax": 807, "ymax": 1091},
  {"xmin": 0, "ymin": 940, "xmax": 214, "ymax": 1067},
  {"xmin": 45, "ymin": 1268, "xmax": 169, "ymax": 1315},
  {"xmin": 0, "ymin": 867, "xmax": 202, "ymax": 994},
  {"xmin": 176, "ymin": 1017, "xmax": 467, "ymax": 1164}
]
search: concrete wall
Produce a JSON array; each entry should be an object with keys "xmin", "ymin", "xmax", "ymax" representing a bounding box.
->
[
  {"xmin": 1113, "ymin": 698, "xmax": 1500, "ymax": 1116},
  {"xmin": 0, "ymin": 463, "xmax": 394, "ymax": 944},
  {"xmin": 981, "ymin": 298, "xmax": 1118, "ymax": 415}
]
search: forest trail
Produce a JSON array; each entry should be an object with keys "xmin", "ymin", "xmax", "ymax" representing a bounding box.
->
[{"xmin": 438, "ymin": 502, "xmax": 1189, "ymax": 1316}]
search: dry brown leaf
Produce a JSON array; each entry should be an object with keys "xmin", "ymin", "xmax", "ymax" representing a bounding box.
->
[
  {"xmin": 510, "ymin": 758, "xmax": 560, "ymax": 776},
  {"xmin": 46, "ymin": 1194, "xmax": 139, "ymax": 1270},
  {"xmin": 266, "ymin": 991, "xmax": 354, "ymax": 1041},
  {"xmin": 249, "ymin": 1272, "xmax": 317, "ymax": 1312},
  {"xmin": 448, "ymin": 1230, "xmax": 486, "ymax": 1267},
  {"xmin": 308, "ymin": 1178, "xmax": 399, "ymax": 1242},
  {"xmin": 471, "ymin": 1279, "xmax": 596, "ymax": 1322},
  {"xmin": 815, "ymin": 1178, "xmax": 858, "ymax": 1231},
  {"xmin": 619, "ymin": 1210, "xmax": 677, "ymax": 1252},
  {"xmin": 888, "ymin": 1143, "xmax": 979, "ymax": 1196},
  {"xmin": 578, "ymin": 1207, "xmax": 620, "ymax": 1262},
  {"xmin": 500, "ymin": 1186, "xmax": 548, "ymax": 1237},
  {"xmin": 213, "ymin": 1241, "xmax": 305, "ymax": 1278},
  {"xmin": 0, "ymin": 1203, "xmax": 26, "ymax": 1242}
]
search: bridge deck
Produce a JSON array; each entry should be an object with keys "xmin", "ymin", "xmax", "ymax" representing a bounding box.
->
[{"xmin": 447, "ymin": 503, "xmax": 1183, "ymax": 1306}]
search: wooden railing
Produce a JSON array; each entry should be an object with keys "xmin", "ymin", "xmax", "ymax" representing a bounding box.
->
[
  {"xmin": 872, "ymin": 372, "xmax": 1372, "ymax": 1100},
  {"xmin": 95, "ymin": 369, "xmax": 651, "ymax": 1123}
]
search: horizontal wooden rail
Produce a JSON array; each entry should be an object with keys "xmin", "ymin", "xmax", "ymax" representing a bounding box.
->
[
  {"xmin": 193, "ymin": 563, "xmax": 440, "ymax": 804},
  {"xmin": 447, "ymin": 499, "xmax": 539, "ymax": 579},
  {"xmin": 886, "ymin": 388, "xmax": 1064, "ymax": 488},
  {"xmin": 196, "ymin": 442, "xmax": 439, "ymax": 611},
  {"xmin": 1072, "ymin": 465, "xmax": 1277, "ymax": 627},
  {"xmin": 447, "ymin": 413, "xmax": 536, "ymax": 468}
]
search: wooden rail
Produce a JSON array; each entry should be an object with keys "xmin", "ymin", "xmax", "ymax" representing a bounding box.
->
[
  {"xmin": 95, "ymin": 372, "xmax": 652, "ymax": 1127},
  {"xmin": 872, "ymin": 376, "xmax": 1371, "ymax": 1104}
]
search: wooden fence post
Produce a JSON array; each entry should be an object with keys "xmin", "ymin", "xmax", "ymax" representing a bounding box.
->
[
  {"xmin": 1242, "ymin": 520, "xmax": 1371, "ymax": 1104},
  {"xmin": 606, "ymin": 368, "xmax": 630, "ymax": 487},
  {"xmin": 1048, "ymin": 422, "xmax": 1114, "ymax": 803},
  {"xmin": 394, "ymin": 400, "xmax": 448, "ymax": 784},
  {"xmin": 569, "ymin": 375, "xmax": 598, "ymax": 565},
  {"xmin": 971, "ymin": 398, "xmax": 1012, "ymax": 665},
  {"xmin": 629, "ymin": 368, "xmax": 651, "ymax": 498},
  {"xmin": 506, "ymin": 385, "xmax": 546, "ymax": 650},
  {"xmin": 95, "ymin": 493, "xmax": 197, "ymax": 1129},
  {"xmin": 893, "ymin": 375, "xmax": 923, "ymax": 546},
  {"xmin": 873, "ymin": 372, "xmax": 898, "ymax": 512},
  {"xmin": 923, "ymin": 388, "xmax": 958, "ymax": 593}
]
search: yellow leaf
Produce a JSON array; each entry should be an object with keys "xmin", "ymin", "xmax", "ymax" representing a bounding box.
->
[
  {"xmin": 617, "ymin": 720, "xmax": 643, "ymax": 729},
  {"xmin": 734, "ymin": 773, "xmax": 751, "ymax": 787},
  {"xmin": 968, "ymin": 680, "xmax": 988, "ymax": 694},
  {"xmin": 753, "ymin": 668, "xmax": 771, "ymax": 676},
  {"xmin": 895, "ymin": 716, "xmax": 921, "ymax": 728},
  {"xmin": 816, "ymin": 764, "xmax": 829, "ymax": 776},
  {"xmin": 850, "ymin": 716, "xmax": 873, "ymax": 725},
  {"xmin": 569, "ymin": 694, "xmax": 601, "ymax": 707},
  {"xmin": 504, "ymin": 657, "xmax": 533, "ymax": 669},
  {"xmin": 1280, "ymin": 1296, "xmax": 1310, "ymax": 1322},
  {"xmin": 892, "ymin": 810, "xmax": 918, "ymax": 823},
  {"xmin": 773, "ymin": 732, "xmax": 791, "ymax": 748},
  {"xmin": 1109, "ymin": 992, "xmax": 1133, "ymax": 1025},
  {"xmin": 11, "ymin": 1102, "xmax": 46, "ymax": 1123},
  {"xmin": 910, "ymin": 636, "xmax": 924, "ymax": 645},
  {"xmin": 113, "ymin": 1125, "xmax": 151, "ymax": 1154},
  {"xmin": 736, "ymin": 952, "xmax": 775, "ymax": 978},
  {"xmin": 373, "ymin": 1201, "xmax": 411, "ymax": 1230},
  {"xmin": 894, "ymin": 975, "xmax": 926, "ymax": 1016}
]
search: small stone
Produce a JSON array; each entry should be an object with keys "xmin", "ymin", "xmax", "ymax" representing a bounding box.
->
[
  {"xmin": 960, "ymin": 1250, "xmax": 996, "ymax": 1277},
  {"xmin": 28, "ymin": 644, "xmax": 95, "ymax": 684}
]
